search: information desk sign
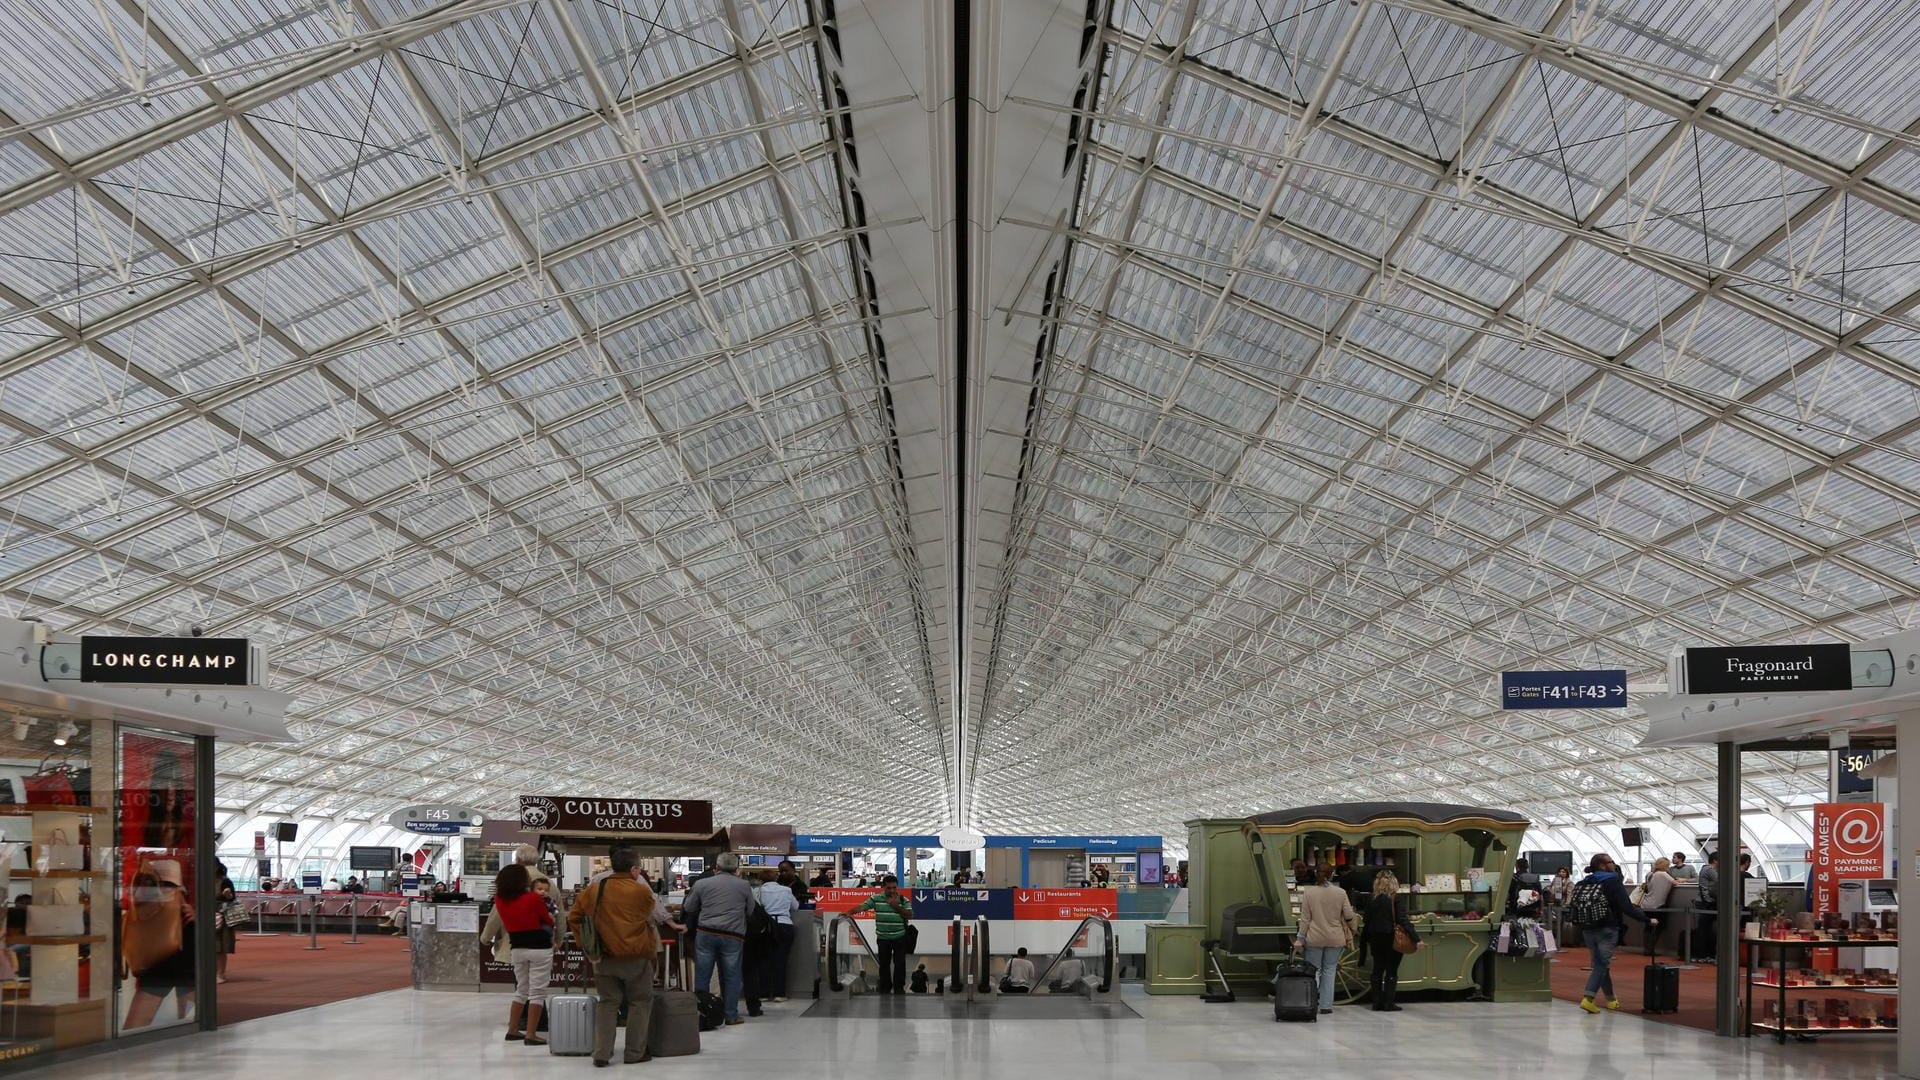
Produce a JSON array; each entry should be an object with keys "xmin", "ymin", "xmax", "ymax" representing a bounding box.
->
[
  {"xmin": 400, "ymin": 872, "xmax": 420, "ymax": 897},
  {"xmin": 1684, "ymin": 642, "xmax": 1852, "ymax": 694},
  {"xmin": 301, "ymin": 871, "xmax": 323, "ymax": 895},
  {"xmin": 1500, "ymin": 669, "xmax": 1627, "ymax": 709},
  {"xmin": 1012, "ymin": 888, "xmax": 1118, "ymax": 920}
]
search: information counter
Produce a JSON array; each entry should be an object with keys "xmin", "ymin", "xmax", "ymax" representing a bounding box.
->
[{"xmin": 409, "ymin": 901, "xmax": 485, "ymax": 991}]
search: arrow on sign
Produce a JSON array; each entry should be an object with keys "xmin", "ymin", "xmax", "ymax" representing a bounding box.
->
[
  {"xmin": 1017, "ymin": 891, "xmax": 1030, "ymax": 902},
  {"xmin": 914, "ymin": 891, "xmax": 928, "ymax": 902}
]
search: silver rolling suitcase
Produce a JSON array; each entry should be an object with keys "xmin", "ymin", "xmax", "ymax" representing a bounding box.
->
[{"xmin": 547, "ymin": 992, "xmax": 597, "ymax": 1056}]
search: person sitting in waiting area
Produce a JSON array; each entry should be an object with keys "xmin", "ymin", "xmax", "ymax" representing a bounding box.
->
[
  {"xmin": 1000, "ymin": 947, "xmax": 1035, "ymax": 993},
  {"xmin": 1048, "ymin": 948, "xmax": 1085, "ymax": 993}
]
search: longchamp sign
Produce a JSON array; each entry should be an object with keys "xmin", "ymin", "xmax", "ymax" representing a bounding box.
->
[{"xmin": 518, "ymin": 795, "xmax": 714, "ymax": 837}]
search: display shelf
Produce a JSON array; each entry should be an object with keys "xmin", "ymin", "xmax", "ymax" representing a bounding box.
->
[
  {"xmin": 1746, "ymin": 924, "xmax": 1899, "ymax": 1043},
  {"xmin": 20, "ymin": 935, "xmax": 104, "ymax": 945},
  {"xmin": 1748, "ymin": 979, "xmax": 1897, "ymax": 991},
  {"xmin": 0, "ymin": 805, "xmax": 105, "ymax": 815},
  {"xmin": 1748, "ymin": 936, "xmax": 1898, "ymax": 946},
  {"xmin": 14, "ymin": 870, "xmax": 106, "ymax": 880}
]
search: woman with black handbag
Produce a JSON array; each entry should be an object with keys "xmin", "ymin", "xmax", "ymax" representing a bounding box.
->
[{"xmin": 1361, "ymin": 871, "xmax": 1420, "ymax": 1012}]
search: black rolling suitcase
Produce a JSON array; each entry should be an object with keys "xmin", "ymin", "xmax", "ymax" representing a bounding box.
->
[
  {"xmin": 1642, "ymin": 960, "xmax": 1679, "ymax": 1014},
  {"xmin": 1270, "ymin": 957, "xmax": 1319, "ymax": 1022}
]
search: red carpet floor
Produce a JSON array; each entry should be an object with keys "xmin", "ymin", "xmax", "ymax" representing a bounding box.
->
[{"xmin": 216, "ymin": 931, "xmax": 415, "ymax": 1026}]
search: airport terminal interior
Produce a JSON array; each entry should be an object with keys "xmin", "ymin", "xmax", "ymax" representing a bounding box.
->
[{"xmin": 0, "ymin": 0, "xmax": 1911, "ymax": 1075}]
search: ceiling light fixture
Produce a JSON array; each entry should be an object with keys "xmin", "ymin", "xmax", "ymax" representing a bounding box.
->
[
  {"xmin": 52, "ymin": 721, "xmax": 76, "ymax": 747},
  {"xmin": 10, "ymin": 717, "xmax": 27, "ymax": 742}
]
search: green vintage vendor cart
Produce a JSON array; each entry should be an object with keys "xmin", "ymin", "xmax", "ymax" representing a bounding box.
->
[{"xmin": 1146, "ymin": 802, "xmax": 1551, "ymax": 1003}]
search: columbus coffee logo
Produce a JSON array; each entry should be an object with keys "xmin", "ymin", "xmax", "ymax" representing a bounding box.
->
[{"xmin": 520, "ymin": 796, "xmax": 559, "ymax": 830}]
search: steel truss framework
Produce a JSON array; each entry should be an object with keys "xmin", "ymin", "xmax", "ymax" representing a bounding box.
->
[{"xmin": 0, "ymin": 1, "xmax": 1909, "ymax": 855}]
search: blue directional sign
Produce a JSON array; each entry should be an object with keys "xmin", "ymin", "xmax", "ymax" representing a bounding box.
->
[
  {"xmin": 1500, "ymin": 669, "xmax": 1628, "ymax": 709},
  {"xmin": 907, "ymin": 888, "xmax": 1014, "ymax": 921}
]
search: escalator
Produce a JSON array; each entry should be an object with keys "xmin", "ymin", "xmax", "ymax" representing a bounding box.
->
[{"xmin": 806, "ymin": 913, "xmax": 1136, "ymax": 1019}]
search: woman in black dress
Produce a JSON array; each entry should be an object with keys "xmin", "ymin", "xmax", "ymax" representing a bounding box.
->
[{"xmin": 1362, "ymin": 871, "xmax": 1420, "ymax": 1011}]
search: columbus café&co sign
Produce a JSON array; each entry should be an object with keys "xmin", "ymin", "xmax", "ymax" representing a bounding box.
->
[{"xmin": 519, "ymin": 794, "xmax": 714, "ymax": 837}]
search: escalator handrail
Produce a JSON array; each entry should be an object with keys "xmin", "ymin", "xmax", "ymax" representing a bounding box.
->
[
  {"xmin": 975, "ymin": 915, "xmax": 992, "ymax": 992},
  {"xmin": 950, "ymin": 915, "xmax": 962, "ymax": 991},
  {"xmin": 827, "ymin": 914, "xmax": 882, "ymax": 990},
  {"xmin": 1028, "ymin": 914, "xmax": 1117, "ymax": 993}
]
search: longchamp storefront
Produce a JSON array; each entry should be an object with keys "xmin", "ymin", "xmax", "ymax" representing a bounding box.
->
[{"xmin": 0, "ymin": 619, "xmax": 290, "ymax": 1071}]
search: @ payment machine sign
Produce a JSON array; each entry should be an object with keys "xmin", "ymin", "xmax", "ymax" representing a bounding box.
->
[{"xmin": 1811, "ymin": 802, "xmax": 1885, "ymax": 915}]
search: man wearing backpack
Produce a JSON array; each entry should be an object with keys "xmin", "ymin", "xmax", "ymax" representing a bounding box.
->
[{"xmin": 1569, "ymin": 853, "xmax": 1657, "ymax": 1013}]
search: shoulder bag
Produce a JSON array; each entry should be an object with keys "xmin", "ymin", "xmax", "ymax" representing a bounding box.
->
[
  {"xmin": 578, "ymin": 878, "xmax": 610, "ymax": 962},
  {"xmin": 122, "ymin": 876, "xmax": 185, "ymax": 974}
]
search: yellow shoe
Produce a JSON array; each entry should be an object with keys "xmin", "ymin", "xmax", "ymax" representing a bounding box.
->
[
  {"xmin": 1580, "ymin": 998, "xmax": 1600, "ymax": 1014},
  {"xmin": 1607, "ymin": 999, "xmax": 1621, "ymax": 1011}
]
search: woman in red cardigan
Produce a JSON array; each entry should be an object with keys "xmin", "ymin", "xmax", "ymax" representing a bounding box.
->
[{"xmin": 494, "ymin": 863, "xmax": 555, "ymax": 1045}]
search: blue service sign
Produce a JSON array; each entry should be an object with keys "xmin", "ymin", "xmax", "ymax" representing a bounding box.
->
[
  {"xmin": 908, "ymin": 888, "xmax": 1014, "ymax": 920},
  {"xmin": 1500, "ymin": 669, "xmax": 1627, "ymax": 709}
]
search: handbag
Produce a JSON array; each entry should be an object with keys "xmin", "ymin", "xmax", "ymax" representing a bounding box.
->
[
  {"xmin": 1392, "ymin": 925, "xmax": 1419, "ymax": 955},
  {"xmin": 122, "ymin": 880, "xmax": 185, "ymax": 975},
  {"xmin": 26, "ymin": 904, "xmax": 84, "ymax": 936},
  {"xmin": 21, "ymin": 759, "xmax": 77, "ymax": 806},
  {"xmin": 34, "ymin": 827, "xmax": 84, "ymax": 872}
]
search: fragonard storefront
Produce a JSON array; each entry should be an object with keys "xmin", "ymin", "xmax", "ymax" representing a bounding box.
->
[{"xmin": 0, "ymin": 620, "xmax": 291, "ymax": 1071}]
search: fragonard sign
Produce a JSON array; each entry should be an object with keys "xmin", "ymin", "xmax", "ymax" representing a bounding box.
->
[
  {"xmin": 518, "ymin": 795, "xmax": 713, "ymax": 837},
  {"xmin": 1811, "ymin": 802, "xmax": 1885, "ymax": 916},
  {"xmin": 80, "ymin": 635, "xmax": 249, "ymax": 686},
  {"xmin": 1683, "ymin": 643, "xmax": 1852, "ymax": 695}
]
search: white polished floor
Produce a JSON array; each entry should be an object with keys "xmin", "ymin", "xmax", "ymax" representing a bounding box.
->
[{"xmin": 31, "ymin": 986, "xmax": 1898, "ymax": 1079}]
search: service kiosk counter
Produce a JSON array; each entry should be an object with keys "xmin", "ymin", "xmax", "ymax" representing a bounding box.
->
[
  {"xmin": 0, "ymin": 620, "xmax": 293, "ymax": 1073},
  {"xmin": 1146, "ymin": 802, "xmax": 1545, "ymax": 1003},
  {"xmin": 411, "ymin": 796, "xmax": 801, "ymax": 996}
]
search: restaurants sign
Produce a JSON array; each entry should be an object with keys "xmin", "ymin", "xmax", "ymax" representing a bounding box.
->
[
  {"xmin": 79, "ymin": 634, "xmax": 250, "ymax": 686},
  {"xmin": 518, "ymin": 795, "xmax": 714, "ymax": 837},
  {"xmin": 1683, "ymin": 643, "xmax": 1852, "ymax": 695}
]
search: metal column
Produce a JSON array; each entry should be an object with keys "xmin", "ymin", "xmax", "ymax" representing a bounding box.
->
[{"xmin": 1715, "ymin": 740, "xmax": 1740, "ymax": 1037}]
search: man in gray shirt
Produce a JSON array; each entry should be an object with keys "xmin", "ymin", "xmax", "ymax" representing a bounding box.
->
[
  {"xmin": 1692, "ymin": 852, "xmax": 1720, "ymax": 963},
  {"xmin": 682, "ymin": 852, "xmax": 755, "ymax": 1025}
]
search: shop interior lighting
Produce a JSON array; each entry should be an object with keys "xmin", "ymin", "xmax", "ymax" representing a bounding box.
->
[
  {"xmin": 51, "ymin": 721, "xmax": 75, "ymax": 747},
  {"xmin": 9, "ymin": 717, "xmax": 27, "ymax": 742}
]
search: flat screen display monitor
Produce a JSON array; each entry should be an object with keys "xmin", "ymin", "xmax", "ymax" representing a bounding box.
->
[
  {"xmin": 1139, "ymin": 852, "xmax": 1163, "ymax": 884},
  {"xmin": 1525, "ymin": 850, "xmax": 1574, "ymax": 879},
  {"xmin": 349, "ymin": 846, "xmax": 398, "ymax": 871}
]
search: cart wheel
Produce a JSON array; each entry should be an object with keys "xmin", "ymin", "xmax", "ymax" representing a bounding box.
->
[{"xmin": 1334, "ymin": 949, "xmax": 1369, "ymax": 1005}]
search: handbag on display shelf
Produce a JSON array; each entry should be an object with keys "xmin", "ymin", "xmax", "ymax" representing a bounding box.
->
[
  {"xmin": 34, "ymin": 827, "xmax": 84, "ymax": 873},
  {"xmin": 21, "ymin": 759, "xmax": 76, "ymax": 805},
  {"xmin": 24, "ymin": 887, "xmax": 84, "ymax": 936}
]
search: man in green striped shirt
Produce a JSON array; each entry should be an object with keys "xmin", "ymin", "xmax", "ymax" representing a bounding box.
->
[{"xmin": 854, "ymin": 876, "xmax": 914, "ymax": 993}]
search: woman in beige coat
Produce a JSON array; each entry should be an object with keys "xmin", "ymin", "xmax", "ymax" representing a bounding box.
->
[{"xmin": 1295, "ymin": 866, "xmax": 1356, "ymax": 1013}]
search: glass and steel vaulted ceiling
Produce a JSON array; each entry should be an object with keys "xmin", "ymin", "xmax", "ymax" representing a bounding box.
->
[
  {"xmin": 964, "ymin": 0, "xmax": 1920, "ymax": 842},
  {"xmin": 0, "ymin": 0, "xmax": 945, "ymax": 829},
  {"xmin": 0, "ymin": 0, "xmax": 1915, "ymax": 845}
]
